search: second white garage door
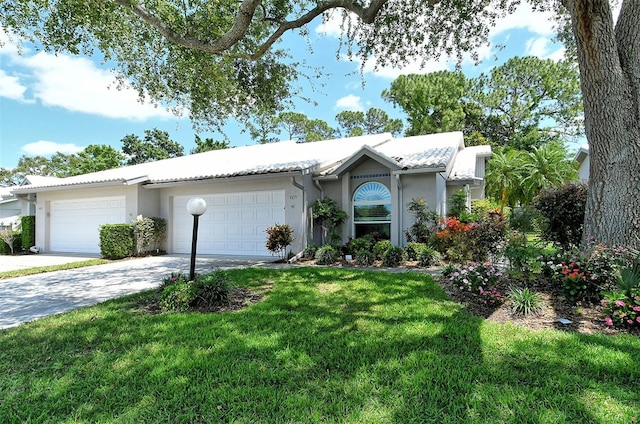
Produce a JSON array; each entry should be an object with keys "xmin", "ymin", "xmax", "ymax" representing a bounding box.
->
[
  {"xmin": 50, "ymin": 197, "xmax": 126, "ymax": 253},
  {"xmin": 173, "ymin": 190, "xmax": 286, "ymax": 256}
]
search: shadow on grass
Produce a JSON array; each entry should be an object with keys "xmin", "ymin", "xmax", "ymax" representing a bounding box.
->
[{"xmin": 0, "ymin": 267, "xmax": 638, "ymax": 423}]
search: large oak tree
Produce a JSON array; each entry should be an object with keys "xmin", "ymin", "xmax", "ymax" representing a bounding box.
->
[{"xmin": 1, "ymin": 0, "xmax": 638, "ymax": 249}]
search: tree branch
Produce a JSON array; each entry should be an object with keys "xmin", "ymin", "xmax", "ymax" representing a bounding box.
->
[
  {"xmin": 110, "ymin": 0, "xmax": 262, "ymax": 54},
  {"xmin": 109, "ymin": 0, "xmax": 445, "ymax": 60}
]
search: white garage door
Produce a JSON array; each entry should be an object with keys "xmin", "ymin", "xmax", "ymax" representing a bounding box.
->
[
  {"xmin": 173, "ymin": 190, "xmax": 286, "ymax": 256},
  {"xmin": 50, "ymin": 197, "xmax": 126, "ymax": 253}
]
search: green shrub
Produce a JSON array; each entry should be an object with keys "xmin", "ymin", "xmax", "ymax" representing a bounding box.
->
[
  {"xmin": 347, "ymin": 237, "xmax": 373, "ymax": 255},
  {"xmin": 372, "ymin": 240, "xmax": 393, "ymax": 260},
  {"xmin": 99, "ymin": 224, "xmax": 134, "ymax": 259},
  {"xmin": 382, "ymin": 245, "xmax": 405, "ymax": 267},
  {"xmin": 315, "ymin": 245, "xmax": 339, "ymax": 265},
  {"xmin": 533, "ymin": 183, "xmax": 587, "ymax": 249},
  {"xmin": 265, "ymin": 223, "xmax": 294, "ymax": 260},
  {"xmin": 160, "ymin": 278, "xmax": 196, "ymax": 312},
  {"xmin": 21, "ymin": 215, "xmax": 36, "ymax": 250},
  {"xmin": 195, "ymin": 270, "xmax": 234, "ymax": 307},
  {"xmin": 355, "ymin": 249, "xmax": 374, "ymax": 266},
  {"xmin": 406, "ymin": 242, "xmax": 427, "ymax": 261},
  {"xmin": 303, "ymin": 243, "xmax": 319, "ymax": 260},
  {"xmin": 508, "ymin": 286, "xmax": 543, "ymax": 316},
  {"xmin": 417, "ymin": 247, "xmax": 442, "ymax": 267},
  {"xmin": 503, "ymin": 232, "xmax": 546, "ymax": 277}
]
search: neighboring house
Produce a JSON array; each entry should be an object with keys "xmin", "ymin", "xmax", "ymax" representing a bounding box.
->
[
  {"xmin": 11, "ymin": 132, "xmax": 491, "ymax": 255},
  {"xmin": 574, "ymin": 144, "xmax": 589, "ymax": 183},
  {"xmin": 0, "ymin": 186, "xmax": 30, "ymax": 230}
]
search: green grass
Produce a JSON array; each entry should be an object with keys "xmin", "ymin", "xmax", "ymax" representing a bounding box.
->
[
  {"xmin": 0, "ymin": 259, "xmax": 111, "ymax": 280},
  {"xmin": 1, "ymin": 267, "xmax": 639, "ymax": 423}
]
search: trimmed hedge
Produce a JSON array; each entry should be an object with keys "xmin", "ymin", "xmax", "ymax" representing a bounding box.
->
[
  {"xmin": 99, "ymin": 224, "xmax": 134, "ymax": 259},
  {"xmin": 21, "ymin": 215, "xmax": 36, "ymax": 250}
]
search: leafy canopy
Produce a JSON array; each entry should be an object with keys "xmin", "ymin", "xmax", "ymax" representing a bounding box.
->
[{"xmin": 0, "ymin": 0, "xmax": 532, "ymax": 130}]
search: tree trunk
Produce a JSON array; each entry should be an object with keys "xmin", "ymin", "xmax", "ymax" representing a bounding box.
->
[{"xmin": 564, "ymin": 0, "xmax": 640, "ymax": 250}]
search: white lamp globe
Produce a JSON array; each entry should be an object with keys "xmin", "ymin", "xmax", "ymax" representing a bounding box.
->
[{"xmin": 187, "ymin": 197, "xmax": 207, "ymax": 216}]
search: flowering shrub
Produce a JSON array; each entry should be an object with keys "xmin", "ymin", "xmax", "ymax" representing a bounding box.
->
[
  {"xmin": 448, "ymin": 263, "xmax": 503, "ymax": 293},
  {"xmin": 601, "ymin": 291, "xmax": 640, "ymax": 327},
  {"xmin": 556, "ymin": 261, "xmax": 596, "ymax": 303},
  {"xmin": 552, "ymin": 244, "xmax": 622, "ymax": 303},
  {"xmin": 434, "ymin": 217, "xmax": 473, "ymax": 261},
  {"xmin": 479, "ymin": 286, "xmax": 504, "ymax": 307}
]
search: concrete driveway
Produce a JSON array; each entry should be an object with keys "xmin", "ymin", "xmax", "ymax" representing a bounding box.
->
[{"xmin": 0, "ymin": 254, "xmax": 275, "ymax": 330}]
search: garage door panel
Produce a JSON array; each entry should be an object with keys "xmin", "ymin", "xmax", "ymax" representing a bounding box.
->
[
  {"xmin": 50, "ymin": 196, "xmax": 126, "ymax": 254},
  {"xmin": 173, "ymin": 190, "xmax": 285, "ymax": 255}
]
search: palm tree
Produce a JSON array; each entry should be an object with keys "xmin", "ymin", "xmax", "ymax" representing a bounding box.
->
[
  {"xmin": 522, "ymin": 142, "xmax": 578, "ymax": 204},
  {"xmin": 485, "ymin": 148, "xmax": 528, "ymax": 212}
]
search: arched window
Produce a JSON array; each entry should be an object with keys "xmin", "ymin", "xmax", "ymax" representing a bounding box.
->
[{"xmin": 353, "ymin": 182, "xmax": 391, "ymax": 239}]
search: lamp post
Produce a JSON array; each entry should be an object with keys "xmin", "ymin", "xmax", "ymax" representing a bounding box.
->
[{"xmin": 187, "ymin": 197, "xmax": 207, "ymax": 281}]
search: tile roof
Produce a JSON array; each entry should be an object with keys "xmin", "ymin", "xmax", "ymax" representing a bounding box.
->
[
  {"xmin": 12, "ymin": 133, "xmax": 392, "ymax": 192},
  {"xmin": 11, "ymin": 131, "xmax": 491, "ymax": 192},
  {"xmin": 376, "ymin": 132, "xmax": 464, "ymax": 170},
  {"xmin": 448, "ymin": 145, "xmax": 492, "ymax": 181}
]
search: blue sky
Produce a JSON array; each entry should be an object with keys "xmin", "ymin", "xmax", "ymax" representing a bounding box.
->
[{"xmin": 0, "ymin": 4, "xmax": 564, "ymax": 170}]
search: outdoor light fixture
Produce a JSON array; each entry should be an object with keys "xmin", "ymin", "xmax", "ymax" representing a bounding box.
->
[{"xmin": 187, "ymin": 197, "xmax": 207, "ymax": 281}]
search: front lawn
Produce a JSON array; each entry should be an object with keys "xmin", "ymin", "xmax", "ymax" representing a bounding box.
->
[{"xmin": 1, "ymin": 267, "xmax": 638, "ymax": 423}]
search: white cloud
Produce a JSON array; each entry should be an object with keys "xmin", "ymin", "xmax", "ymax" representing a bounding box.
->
[
  {"xmin": 0, "ymin": 69, "xmax": 30, "ymax": 102},
  {"xmin": 335, "ymin": 94, "xmax": 364, "ymax": 111},
  {"xmin": 21, "ymin": 140, "xmax": 85, "ymax": 156},
  {"xmin": 525, "ymin": 37, "xmax": 566, "ymax": 61},
  {"xmin": 1, "ymin": 28, "xmax": 174, "ymax": 121},
  {"xmin": 19, "ymin": 52, "xmax": 173, "ymax": 120}
]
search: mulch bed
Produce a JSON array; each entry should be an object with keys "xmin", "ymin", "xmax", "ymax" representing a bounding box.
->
[{"xmin": 436, "ymin": 270, "xmax": 640, "ymax": 337}]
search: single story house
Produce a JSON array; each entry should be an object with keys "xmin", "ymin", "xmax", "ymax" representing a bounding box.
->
[
  {"xmin": 0, "ymin": 185, "xmax": 32, "ymax": 230},
  {"xmin": 11, "ymin": 131, "xmax": 491, "ymax": 256}
]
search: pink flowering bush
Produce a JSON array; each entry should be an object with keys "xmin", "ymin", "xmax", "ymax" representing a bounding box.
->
[
  {"xmin": 479, "ymin": 286, "xmax": 504, "ymax": 307},
  {"xmin": 446, "ymin": 262, "xmax": 503, "ymax": 302},
  {"xmin": 601, "ymin": 291, "xmax": 640, "ymax": 328}
]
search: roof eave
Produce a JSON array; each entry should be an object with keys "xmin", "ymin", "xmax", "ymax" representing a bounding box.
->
[
  {"xmin": 393, "ymin": 167, "xmax": 447, "ymax": 175},
  {"xmin": 143, "ymin": 170, "xmax": 302, "ymax": 189},
  {"xmin": 11, "ymin": 180, "xmax": 132, "ymax": 194}
]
